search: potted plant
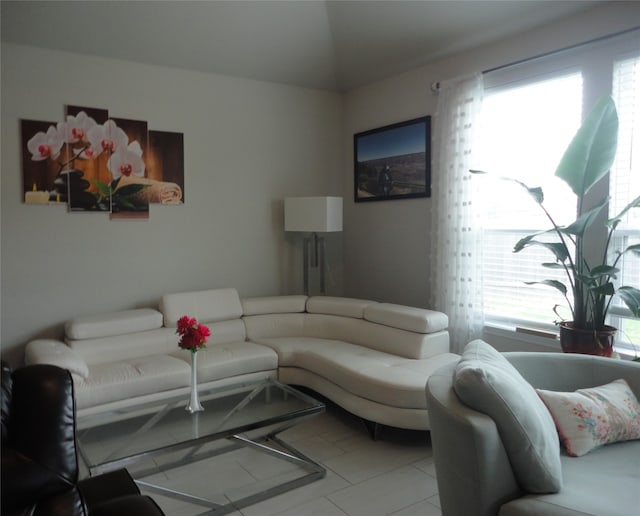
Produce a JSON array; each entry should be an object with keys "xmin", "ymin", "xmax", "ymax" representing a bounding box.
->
[{"xmin": 472, "ymin": 95, "xmax": 640, "ymax": 356}]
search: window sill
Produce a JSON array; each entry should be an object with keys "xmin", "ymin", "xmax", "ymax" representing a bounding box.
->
[
  {"xmin": 483, "ymin": 322, "xmax": 560, "ymax": 352},
  {"xmin": 483, "ymin": 322, "xmax": 639, "ymax": 360}
]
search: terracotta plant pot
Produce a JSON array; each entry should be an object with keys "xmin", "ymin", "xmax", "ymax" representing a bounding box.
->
[{"xmin": 558, "ymin": 321, "xmax": 616, "ymax": 357}]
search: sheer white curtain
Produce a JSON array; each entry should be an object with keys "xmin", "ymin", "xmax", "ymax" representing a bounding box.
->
[{"xmin": 428, "ymin": 74, "xmax": 484, "ymax": 353}]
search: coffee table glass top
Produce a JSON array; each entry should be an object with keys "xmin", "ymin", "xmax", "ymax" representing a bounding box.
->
[{"xmin": 77, "ymin": 378, "xmax": 325, "ymax": 475}]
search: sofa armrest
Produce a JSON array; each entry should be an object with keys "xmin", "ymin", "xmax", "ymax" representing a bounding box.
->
[
  {"xmin": 25, "ymin": 339, "xmax": 89, "ymax": 379},
  {"xmin": 426, "ymin": 363, "xmax": 521, "ymax": 516}
]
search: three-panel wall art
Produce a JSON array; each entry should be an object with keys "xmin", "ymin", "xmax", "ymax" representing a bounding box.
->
[{"xmin": 21, "ymin": 104, "xmax": 184, "ymax": 220}]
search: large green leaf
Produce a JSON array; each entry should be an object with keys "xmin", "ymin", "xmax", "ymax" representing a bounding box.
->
[
  {"xmin": 542, "ymin": 262, "xmax": 565, "ymax": 269},
  {"xmin": 617, "ymin": 286, "xmax": 640, "ymax": 317},
  {"xmin": 470, "ymin": 170, "xmax": 544, "ymax": 204},
  {"xmin": 607, "ymin": 194, "xmax": 640, "ymax": 229},
  {"xmin": 588, "ymin": 265, "xmax": 619, "ymax": 278},
  {"xmin": 555, "ymin": 96, "xmax": 618, "ymax": 198},
  {"xmin": 526, "ymin": 186, "xmax": 544, "ymax": 204},
  {"xmin": 626, "ymin": 244, "xmax": 640, "ymax": 256},
  {"xmin": 525, "ymin": 280, "xmax": 567, "ymax": 295},
  {"xmin": 504, "ymin": 179, "xmax": 544, "ymax": 204},
  {"xmin": 513, "ymin": 230, "xmax": 556, "ymax": 252},
  {"xmin": 514, "ymin": 240, "xmax": 569, "ymax": 262},
  {"xmin": 561, "ymin": 197, "xmax": 608, "ymax": 237},
  {"xmin": 589, "ymin": 282, "xmax": 615, "ymax": 296},
  {"xmin": 115, "ymin": 184, "xmax": 149, "ymax": 197},
  {"xmin": 94, "ymin": 179, "xmax": 112, "ymax": 196},
  {"xmin": 115, "ymin": 198, "xmax": 136, "ymax": 210}
]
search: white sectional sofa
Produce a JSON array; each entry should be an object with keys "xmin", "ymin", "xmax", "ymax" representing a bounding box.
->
[{"xmin": 25, "ymin": 288, "xmax": 458, "ymax": 430}]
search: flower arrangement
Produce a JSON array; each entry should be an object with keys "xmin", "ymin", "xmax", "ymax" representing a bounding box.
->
[
  {"xmin": 176, "ymin": 316, "xmax": 211, "ymax": 353},
  {"xmin": 27, "ymin": 111, "xmax": 145, "ymax": 180},
  {"xmin": 25, "ymin": 110, "xmax": 149, "ymax": 210}
]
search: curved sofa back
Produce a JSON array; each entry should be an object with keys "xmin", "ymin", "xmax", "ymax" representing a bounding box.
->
[
  {"xmin": 243, "ymin": 313, "xmax": 448, "ymax": 359},
  {"xmin": 62, "ymin": 291, "xmax": 450, "ymax": 365},
  {"xmin": 66, "ymin": 288, "xmax": 249, "ymax": 365},
  {"xmin": 242, "ymin": 295, "xmax": 450, "ymax": 359},
  {"xmin": 66, "ymin": 319, "xmax": 247, "ymax": 365},
  {"xmin": 67, "ymin": 327, "xmax": 176, "ymax": 365},
  {"xmin": 430, "ymin": 351, "xmax": 640, "ymax": 397},
  {"xmin": 505, "ymin": 351, "xmax": 640, "ymax": 395}
]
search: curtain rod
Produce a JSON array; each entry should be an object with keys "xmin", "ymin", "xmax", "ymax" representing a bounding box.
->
[{"xmin": 431, "ymin": 26, "xmax": 640, "ymax": 94}]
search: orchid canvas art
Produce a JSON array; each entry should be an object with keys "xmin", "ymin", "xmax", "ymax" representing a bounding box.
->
[{"xmin": 21, "ymin": 104, "xmax": 184, "ymax": 220}]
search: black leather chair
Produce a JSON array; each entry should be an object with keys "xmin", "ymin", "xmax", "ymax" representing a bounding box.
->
[{"xmin": 1, "ymin": 361, "xmax": 166, "ymax": 516}]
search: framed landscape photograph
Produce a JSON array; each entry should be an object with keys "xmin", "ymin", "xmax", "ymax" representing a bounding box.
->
[{"xmin": 354, "ymin": 116, "xmax": 431, "ymax": 202}]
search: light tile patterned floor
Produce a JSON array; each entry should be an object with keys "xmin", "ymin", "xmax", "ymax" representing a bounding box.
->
[{"xmin": 139, "ymin": 398, "xmax": 442, "ymax": 516}]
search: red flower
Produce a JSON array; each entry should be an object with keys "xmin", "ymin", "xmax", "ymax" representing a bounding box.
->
[
  {"xmin": 176, "ymin": 315, "xmax": 210, "ymax": 352},
  {"xmin": 177, "ymin": 315, "xmax": 197, "ymax": 333}
]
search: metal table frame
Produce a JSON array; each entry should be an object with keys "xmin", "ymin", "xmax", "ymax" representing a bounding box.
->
[{"xmin": 77, "ymin": 380, "xmax": 326, "ymax": 515}]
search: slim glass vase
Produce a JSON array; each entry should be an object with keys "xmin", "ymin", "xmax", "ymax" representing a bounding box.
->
[{"xmin": 186, "ymin": 351, "xmax": 204, "ymax": 413}]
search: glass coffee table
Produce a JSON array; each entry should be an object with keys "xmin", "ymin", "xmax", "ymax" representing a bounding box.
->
[{"xmin": 77, "ymin": 378, "xmax": 326, "ymax": 515}]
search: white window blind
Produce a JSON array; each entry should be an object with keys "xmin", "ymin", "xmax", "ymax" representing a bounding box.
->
[
  {"xmin": 609, "ymin": 54, "xmax": 640, "ymax": 348},
  {"xmin": 611, "ymin": 54, "xmax": 640, "ymax": 227},
  {"xmin": 475, "ymin": 73, "xmax": 582, "ymax": 328},
  {"xmin": 472, "ymin": 27, "xmax": 640, "ymax": 347}
]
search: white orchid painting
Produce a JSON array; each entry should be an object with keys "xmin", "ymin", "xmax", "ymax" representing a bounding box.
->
[{"xmin": 21, "ymin": 104, "xmax": 184, "ymax": 220}]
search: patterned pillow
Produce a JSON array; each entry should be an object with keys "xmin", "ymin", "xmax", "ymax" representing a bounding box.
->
[{"xmin": 537, "ymin": 379, "xmax": 640, "ymax": 457}]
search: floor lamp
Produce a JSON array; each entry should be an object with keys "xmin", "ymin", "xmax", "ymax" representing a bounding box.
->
[{"xmin": 284, "ymin": 196, "xmax": 343, "ymax": 295}]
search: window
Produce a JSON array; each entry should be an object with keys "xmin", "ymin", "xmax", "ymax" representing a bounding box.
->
[
  {"xmin": 609, "ymin": 54, "xmax": 640, "ymax": 350},
  {"xmin": 475, "ymin": 72, "xmax": 582, "ymax": 329},
  {"xmin": 474, "ymin": 30, "xmax": 640, "ymax": 349}
]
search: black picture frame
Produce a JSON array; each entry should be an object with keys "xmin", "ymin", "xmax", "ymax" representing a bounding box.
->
[{"xmin": 353, "ymin": 116, "xmax": 431, "ymax": 202}]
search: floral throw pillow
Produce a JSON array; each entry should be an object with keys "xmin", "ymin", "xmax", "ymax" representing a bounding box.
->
[{"xmin": 537, "ymin": 379, "xmax": 640, "ymax": 457}]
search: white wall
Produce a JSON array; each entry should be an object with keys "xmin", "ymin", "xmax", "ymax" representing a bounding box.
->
[
  {"xmin": 2, "ymin": 3, "xmax": 638, "ymax": 365},
  {"xmin": 341, "ymin": 2, "xmax": 640, "ymax": 348},
  {"xmin": 1, "ymin": 44, "xmax": 343, "ymax": 365}
]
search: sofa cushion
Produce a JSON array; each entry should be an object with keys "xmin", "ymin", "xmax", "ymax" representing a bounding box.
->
[
  {"xmin": 65, "ymin": 309, "xmax": 163, "ymax": 340},
  {"xmin": 241, "ymin": 295, "xmax": 307, "ymax": 316},
  {"xmin": 171, "ymin": 341, "xmax": 278, "ymax": 383},
  {"xmin": 67, "ymin": 328, "xmax": 178, "ymax": 365},
  {"xmin": 255, "ymin": 336, "xmax": 459, "ymax": 409},
  {"xmin": 206, "ymin": 319, "xmax": 247, "ymax": 345},
  {"xmin": 306, "ymin": 296, "xmax": 375, "ymax": 319},
  {"xmin": 499, "ymin": 440, "xmax": 640, "ymax": 516},
  {"xmin": 537, "ymin": 379, "xmax": 640, "ymax": 457},
  {"xmin": 307, "ymin": 314, "xmax": 450, "ymax": 359},
  {"xmin": 454, "ymin": 340, "xmax": 562, "ymax": 494},
  {"xmin": 73, "ymin": 355, "xmax": 190, "ymax": 409},
  {"xmin": 364, "ymin": 303, "xmax": 448, "ymax": 334},
  {"xmin": 160, "ymin": 288, "xmax": 242, "ymax": 326},
  {"xmin": 67, "ymin": 320, "xmax": 246, "ymax": 366}
]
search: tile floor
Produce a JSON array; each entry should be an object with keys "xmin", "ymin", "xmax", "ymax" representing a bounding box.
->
[{"xmin": 134, "ymin": 397, "xmax": 442, "ymax": 516}]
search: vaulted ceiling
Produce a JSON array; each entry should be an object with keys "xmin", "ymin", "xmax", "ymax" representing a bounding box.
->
[{"xmin": 1, "ymin": 0, "xmax": 602, "ymax": 91}]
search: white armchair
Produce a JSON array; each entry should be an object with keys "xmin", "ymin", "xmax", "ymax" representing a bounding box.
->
[{"xmin": 426, "ymin": 349, "xmax": 640, "ymax": 516}]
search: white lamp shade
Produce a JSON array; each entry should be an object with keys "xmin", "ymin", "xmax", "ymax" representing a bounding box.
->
[{"xmin": 284, "ymin": 196, "xmax": 343, "ymax": 232}]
